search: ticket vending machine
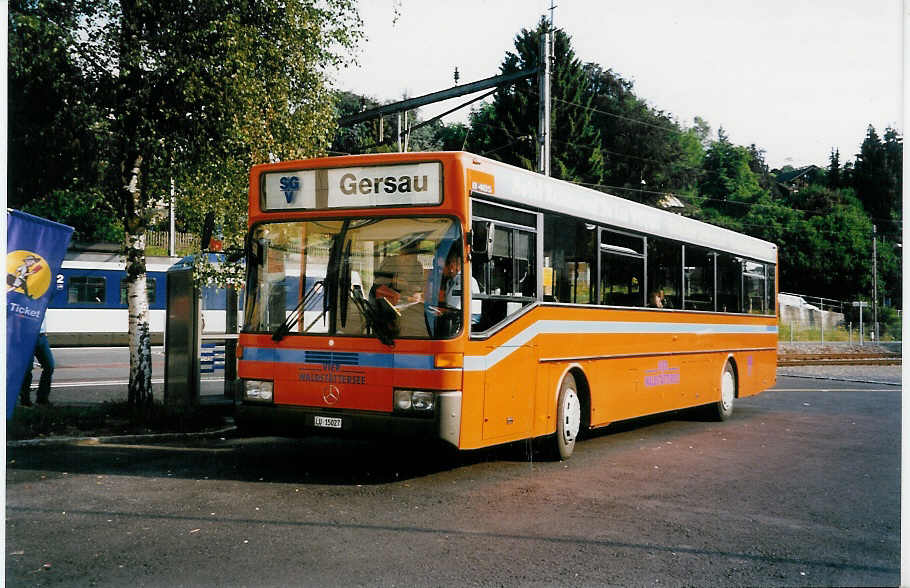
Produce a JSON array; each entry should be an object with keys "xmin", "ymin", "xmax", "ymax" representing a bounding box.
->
[
  {"xmin": 165, "ymin": 256, "xmax": 239, "ymax": 409},
  {"xmin": 164, "ymin": 263, "xmax": 200, "ymax": 408}
]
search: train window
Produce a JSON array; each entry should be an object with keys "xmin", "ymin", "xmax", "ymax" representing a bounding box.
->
[
  {"xmin": 68, "ymin": 276, "xmax": 106, "ymax": 304},
  {"xmin": 120, "ymin": 278, "xmax": 156, "ymax": 305}
]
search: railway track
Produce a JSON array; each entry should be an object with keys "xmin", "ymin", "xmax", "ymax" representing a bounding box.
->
[{"xmin": 778, "ymin": 352, "xmax": 902, "ymax": 366}]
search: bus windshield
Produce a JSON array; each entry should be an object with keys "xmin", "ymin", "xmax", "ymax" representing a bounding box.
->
[{"xmin": 243, "ymin": 217, "xmax": 463, "ymax": 342}]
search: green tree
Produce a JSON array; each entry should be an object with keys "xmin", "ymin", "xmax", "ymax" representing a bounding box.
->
[
  {"xmin": 881, "ymin": 126, "xmax": 903, "ymax": 239},
  {"xmin": 697, "ymin": 129, "xmax": 767, "ymax": 227},
  {"xmin": 9, "ymin": 1, "xmax": 122, "ymax": 241},
  {"xmin": 746, "ymin": 144, "xmax": 774, "ymax": 190},
  {"xmin": 806, "ymin": 197, "xmax": 876, "ymax": 301},
  {"xmin": 331, "ymin": 91, "xmax": 448, "ymax": 154},
  {"xmin": 854, "ymin": 125, "xmax": 901, "ymax": 240},
  {"xmin": 827, "ymin": 148, "xmax": 841, "ymax": 189},
  {"xmin": 12, "ymin": 0, "xmax": 362, "ymax": 411},
  {"xmin": 465, "ymin": 20, "xmax": 605, "ymax": 185},
  {"xmin": 741, "ymin": 193, "xmax": 803, "ymax": 284},
  {"xmin": 432, "ymin": 122, "xmax": 469, "ymax": 151},
  {"xmin": 584, "ymin": 65, "xmax": 700, "ymax": 205}
]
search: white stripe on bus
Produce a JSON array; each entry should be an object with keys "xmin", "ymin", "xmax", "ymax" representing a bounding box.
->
[{"xmin": 464, "ymin": 319, "xmax": 777, "ymax": 371}]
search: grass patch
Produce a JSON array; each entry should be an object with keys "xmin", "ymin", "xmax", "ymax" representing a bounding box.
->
[{"xmin": 7, "ymin": 401, "xmax": 229, "ymax": 441}]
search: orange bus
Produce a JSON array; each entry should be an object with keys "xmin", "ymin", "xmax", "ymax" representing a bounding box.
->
[{"xmin": 236, "ymin": 151, "xmax": 777, "ymax": 458}]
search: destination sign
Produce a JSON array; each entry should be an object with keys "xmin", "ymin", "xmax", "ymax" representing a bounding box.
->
[{"xmin": 261, "ymin": 162, "xmax": 442, "ymax": 211}]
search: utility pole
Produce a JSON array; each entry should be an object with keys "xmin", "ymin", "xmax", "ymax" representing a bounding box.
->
[
  {"xmin": 873, "ymin": 224, "xmax": 878, "ymax": 341},
  {"xmin": 537, "ymin": 14, "xmax": 552, "ymax": 176}
]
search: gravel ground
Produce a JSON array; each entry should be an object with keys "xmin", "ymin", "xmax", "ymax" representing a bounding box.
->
[
  {"xmin": 777, "ymin": 364, "xmax": 902, "ymax": 385},
  {"xmin": 778, "ymin": 342, "xmax": 901, "ymax": 355}
]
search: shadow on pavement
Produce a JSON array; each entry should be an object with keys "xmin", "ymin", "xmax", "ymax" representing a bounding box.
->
[
  {"xmin": 7, "ymin": 433, "xmax": 520, "ymax": 485},
  {"xmin": 8, "ymin": 396, "xmax": 781, "ymax": 486}
]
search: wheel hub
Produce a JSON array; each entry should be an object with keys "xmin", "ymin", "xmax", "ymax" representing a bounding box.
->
[{"xmin": 563, "ymin": 389, "xmax": 581, "ymax": 442}]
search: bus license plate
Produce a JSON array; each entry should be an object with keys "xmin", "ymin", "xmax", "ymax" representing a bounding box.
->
[{"xmin": 314, "ymin": 416, "xmax": 342, "ymax": 429}]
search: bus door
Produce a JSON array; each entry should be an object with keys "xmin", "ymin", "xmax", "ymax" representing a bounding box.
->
[
  {"xmin": 470, "ymin": 200, "xmax": 540, "ymax": 441},
  {"xmin": 481, "ymin": 342, "xmax": 535, "ymax": 440}
]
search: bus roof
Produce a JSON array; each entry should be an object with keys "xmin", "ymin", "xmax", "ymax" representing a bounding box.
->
[
  {"xmin": 251, "ymin": 151, "xmax": 778, "ymax": 264},
  {"xmin": 463, "ymin": 153, "xmax": 778, "ymax": 264}
]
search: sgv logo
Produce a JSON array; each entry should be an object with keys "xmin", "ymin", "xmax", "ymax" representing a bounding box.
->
[
  {"xmin": 6, "ymin": 250, "xmax": 50, "ymax": 300},
  {"xmin": 280, "ymin": 176, "xmax": 300, "ymax": 203}
]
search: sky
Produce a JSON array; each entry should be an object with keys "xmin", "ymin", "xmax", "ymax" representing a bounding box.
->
[{"xmin": 332, "ymin": 0, "xmax": 903, "ymax": 169}]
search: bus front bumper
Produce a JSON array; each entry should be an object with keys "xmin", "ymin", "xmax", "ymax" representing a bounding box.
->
[{"xmin": 235, "ymin": 390, "xmax": 461, "ymax": 448}]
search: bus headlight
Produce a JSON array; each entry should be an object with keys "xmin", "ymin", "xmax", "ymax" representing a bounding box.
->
[
  {"xmin": 243, "ymin": 380, "xmax": 273, "ymax": 402},
  {"xmin": 394, "ymin": 389, "xmax": 435, "ymax": 413}
]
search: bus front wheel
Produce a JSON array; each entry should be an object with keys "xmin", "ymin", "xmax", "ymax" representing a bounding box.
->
[
  {"xmin": 707, "ymin": 361, "xmax": 736, "ymax": 421},
  {"xmin": 553, "ymin": 373, "xmax": 581, "ymax": 460}
]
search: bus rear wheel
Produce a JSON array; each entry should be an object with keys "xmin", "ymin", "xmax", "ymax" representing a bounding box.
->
[
  {"xmin": 553, "ymin": 373, "xmax": 581, "ymax": 460},
  {"xmin": 707, "ymin": 361, "xmax": 736, "ymax": 421}
]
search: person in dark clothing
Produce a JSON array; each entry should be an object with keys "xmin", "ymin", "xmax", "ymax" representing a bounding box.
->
[{"xmin": 20, "ymin": 319, "xmax": 54, "ymax": 407}]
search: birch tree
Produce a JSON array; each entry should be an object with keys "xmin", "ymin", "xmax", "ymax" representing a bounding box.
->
[{"xmin": 14, "ymin": 0, "xmax": 362, "ymax": 412}]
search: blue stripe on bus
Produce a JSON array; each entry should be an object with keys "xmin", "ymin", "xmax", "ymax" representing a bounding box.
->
[
  {"xmin": 241, "ymin": 347, "xmax": 435, "ymax": 370},
  {"xmin": 240, "ymin": 320, "xmax": 776, "ymax": 372}
]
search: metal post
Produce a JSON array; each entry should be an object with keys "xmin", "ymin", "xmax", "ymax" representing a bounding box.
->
[
  {"xmin": 789, "ymin": 321, "xmax": 793, "ymax": 344},
  {"xmin": 169, "ymin": 178, "xmax": 176, "ymax": 257},
  {"xmin": 820, "ymin": 300, "xmax": 824, "ymax": 344},
  {"xmin": 224, "ymin": 286, "xmax": 238, "ymax": 399},
  {"xmin": 537, "ymin": 26, "xmax": 551, "ymax": 177},
  {"xmin": 404, "ymin": 112, "xmax": 411, "ymax": 152}
]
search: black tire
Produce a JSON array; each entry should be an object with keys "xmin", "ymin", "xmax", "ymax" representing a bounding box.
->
[
  {"xmin": 707, "ymin": 361, "xmax": 736, "ymax": 421},
  {"xmin": 553, "ymin": 373, "xmax": 582, "ymax": 460}
]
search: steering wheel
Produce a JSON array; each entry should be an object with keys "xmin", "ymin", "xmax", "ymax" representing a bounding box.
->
[{"xmin": 424, "ymin": 303, "xmax": 462, "ymax": 337}]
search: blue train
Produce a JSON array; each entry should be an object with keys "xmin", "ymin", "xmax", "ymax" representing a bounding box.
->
[{"xmin": 46, "ymin": 251, "xmax": 242, "ymax": 346}]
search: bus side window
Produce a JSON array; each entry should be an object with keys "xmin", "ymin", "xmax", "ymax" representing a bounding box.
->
[
  {"xmin": 544, "ymin": 215, "xmax": 595, "ymax": 304},
  {"xmin": 489, "ymin": 225, "xmax": 512, "ymax": 296},
  {"xmin": 470, "ymin": 222, "xmax": 537, "ymax": 331},
  {"xmin": 647, "ymin": 237, "xmax": 682, "ymax": 310}
]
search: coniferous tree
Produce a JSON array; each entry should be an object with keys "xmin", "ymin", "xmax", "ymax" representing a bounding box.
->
[
  {"xmin": 828, "ymin": 148, "xmax": 841, "ymax": 189},
  {"xmin": 585, "ymin": 64, "xmax": 701, "ymax": 205},
  {"xmin": 465, "ymin": 19, "xmax": 605, "ymax": 185},
  {"xmin": 854, "ymin": 125, "xmax": 900, "ymax": 239}
]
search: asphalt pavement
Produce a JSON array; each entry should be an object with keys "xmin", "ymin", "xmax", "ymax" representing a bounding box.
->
[
  {"xmin": 5, "ymin": 374, "xmax": 900, "ymax": 587},
  {"xmin": 22, "ymin": 346, "xmax": 229, "ymax": 406}
]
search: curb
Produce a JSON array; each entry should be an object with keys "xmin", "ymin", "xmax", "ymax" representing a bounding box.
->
[{"xmin": 7, "ymin": 425, "xmax": 238, "ymax": 449}]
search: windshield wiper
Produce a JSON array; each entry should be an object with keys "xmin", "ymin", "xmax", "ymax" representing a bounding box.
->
[
  {"xmin": 322, "ymin": 222, "xmax": 350, "ymax": 333},
  {"xmin": 272, "ymin": 280, "xmax": 325, "ymax": 341},
  {"xmin": 349, "ymin": 286, "xmax": 396, "ymax": 346}
]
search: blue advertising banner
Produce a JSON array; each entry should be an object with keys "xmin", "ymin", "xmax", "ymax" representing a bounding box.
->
[{"xmin": 6, "ymin": 210, "xmax": 74, "ymax": 418}]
